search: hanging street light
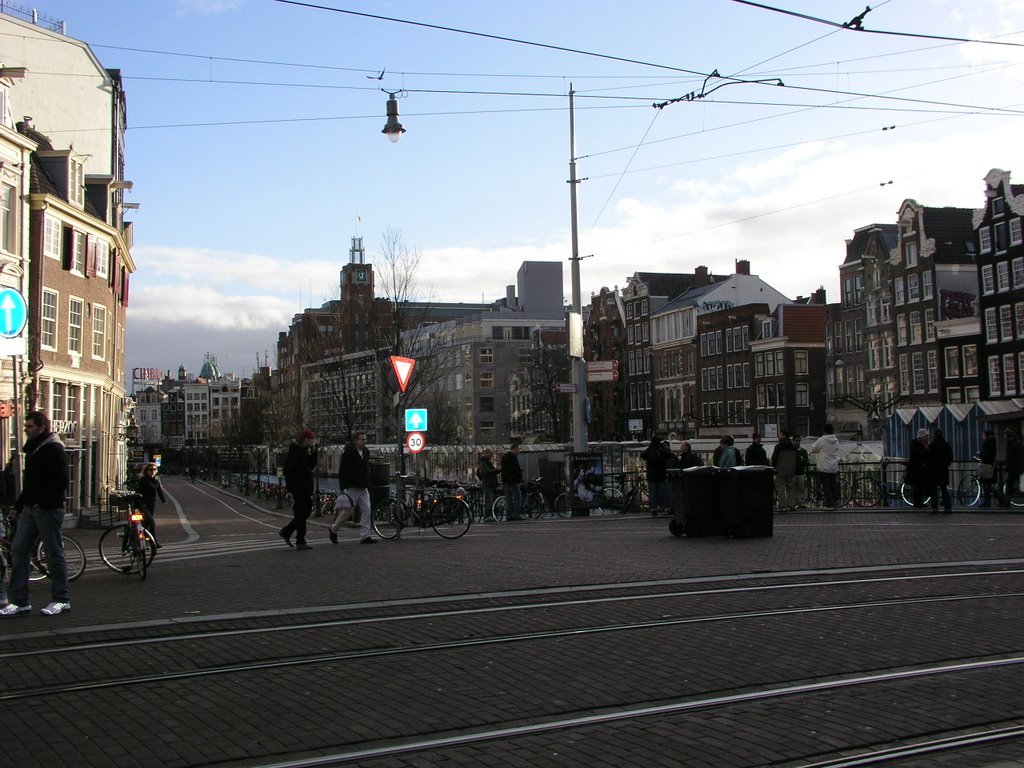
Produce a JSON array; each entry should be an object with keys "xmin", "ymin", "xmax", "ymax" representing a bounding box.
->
[{"xmin": 382, "ymin": 91, "xmax": 406, "ymax": 143}]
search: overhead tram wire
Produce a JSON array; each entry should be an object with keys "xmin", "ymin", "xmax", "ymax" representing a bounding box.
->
[{"xmin": 729, "ymin": 0, "xmax": 1024, "ymax": 48}]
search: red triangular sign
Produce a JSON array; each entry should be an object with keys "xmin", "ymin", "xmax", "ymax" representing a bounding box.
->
[{"xmin": 390, "ymin": 356, "xmax": 415, "ymax": 393}]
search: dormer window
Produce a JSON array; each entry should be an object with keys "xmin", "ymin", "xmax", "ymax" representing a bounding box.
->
[
  {"xmin": 993, "ymin": 197, "xmax": 1006, "ymax": 216},
  {"xmin": 69, "ymin": 157, "xmax": 84, "ymax": 207}
]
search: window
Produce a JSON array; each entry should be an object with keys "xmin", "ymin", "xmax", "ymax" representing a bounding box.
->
[
  {"xmin": 922, "ymin": 270, "xmax": 934, "ymax": 300},
  {"xmin": 480, "ymin": 421, "xmax": 495, "ymax": 437},
  {"xmin": 479, "ymin": 396, "xmax": 494, "ymax": 412},
  {"xmin": 43, "ymin": 215, "xmax": 62, "ymax": 260},
  {"xmin": 981, "ymin": 265, "xmax": 995, "ymax": 294},
  {"xmin": 95, "ymin": 240, "xmax": 109, "ymax": 279},
  {"xmin": 1011, "ymin": 218, "xmax": 1022, "ymax": 246},
  {"xmin": 894, "ymin": 277, "xmax": 905, "ymax": 305},
  {"xmin": 1001, "ymin": 305, "xmax": 1014, "ymax": 341},
  {"xmin": 980, "ymin": 226, "xmax": 992, "ymax": 254},
  {"xmin": 775, "ymin": 350, "xmax": 784, "ymax": 376},
  {"xmin": 925, "ymin": 310, "xmax": 935, "ymax": 342},
  {"xmin": 963, "ymin": 345, "xmax": 978, "ymax": 376},
  {"xmin": 989, "ymin": 356, "xmax": 1002, "ymax": 396},
  {"xmin": 479, "ymin": 347, "xmax": 493, "ymax": 364},
  {"xmin": 897, "ymin": 314, "xmax": 908, "ymax": 345},
  {"xmin": 68, "ymin": 297, "xmax": 83, "ymax": 355},
  {"xmin": 1014, "ymin": 257, "xmax": 1024, "ymax": 289},
  {"xmin": 907, "ymin": 273, "xmax": 920, "ymax": 302},
  {"xmin": 912, "ymin": 352, "xmax": 925, "ymax": 393},
  {"xmin": 1004, "ymin": 354, "xmax": 1017, "ymax": 395},
  {"xmin": 69, "ymin": 157, "xmax": 84, "ymax": 206},
  {"xmin": 794, "ymin": 383, "xmax": 808, "ymax": 407},
  {"xmin": 866, "ymin": 299, "xmax": 878, "ymax": 326},
  {"xmin": 72, "ymin": 232, "xmax": 86, "ymax": 273},
  {"xmin": 641, "ymin": 299, "xmax": 648, "ymax": 315},
  {"xmin": 627, "ymin": 325, "xmax": 635, "ymax": 344},
  {"xmin": 996, "ymin": 221, "xmax": 1009, "ymax": 252},
  {"xmin": 480, "ymin": 372, "xmax": 494, "ymax": 388},
  {"xmin": 1017, "ymin": 302, "xmax": 1024, "ymax": 339},
  {"xmin": 985, "ymin": 307, "xmax": 998, "ymax": 342},
  {"xmin": 909, "ymin": 311, "xmax": 922, "ymax": 344},
  {"xmin": 642, "ymin": 323, "xmax": 649, "ymax": 342},
  {"xmin": 997, "ymin": 261, "xmax": 1010, "ymax": 292},
  {"xmin": 794, "ymin": 350, "xmax": 808, "ymax": 375},
  {"xmin": 0, "ymin": 183, "xmax": 14, "ymax": 253},
  {"xmin": 905, "ymin": 242, "xmax": 918, "ymax": 268},
  {"xmin": 880, "ymin": 298, "xmax": 891, "ymax": 323},
  {"xmin": 41, "ymin": 290, "xmax": 57, "ymax": 350},
  {"xmin": 899, "ymin": 354, "xmax": 910, "ymax": 394},
  {"xmin": 945, "ymin": 347, "xmax": 960, "ymax": 377},
  {"xmin": 91, "ymin": 304, "xmax": 106, "ymax": 359},
  {"xmin": 947, "ymin": 387, "xmax": 962, "ymax": 403},
  {"xmin": 927, "ymin": 350, "xmax": 938, "ymax": 392}
]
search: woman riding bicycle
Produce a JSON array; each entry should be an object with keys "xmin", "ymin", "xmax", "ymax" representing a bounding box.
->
[{"xmin": 136, "ymin": 463, "xmax": 166, "ymax": 545}]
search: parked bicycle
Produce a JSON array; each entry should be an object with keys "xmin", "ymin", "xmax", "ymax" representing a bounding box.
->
[
  {"xmin": 98, "ymin": 493, "xmax": 157, "ymax": 579},
  {"xmin": 373, "ymin": 475, "xmax": 472, "ymax": 540},
  {"xmin": 492, "ymin": 480, "xmax": 570, "ymax": 520},
  {"xmin": 0, "ymin": 509, "xmax": 86, "ymax": 584}
]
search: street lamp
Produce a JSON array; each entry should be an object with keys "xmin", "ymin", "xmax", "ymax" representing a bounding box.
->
[{"xmin": 381, "ymin": 91, "xmax": 406, "ymax": 143}]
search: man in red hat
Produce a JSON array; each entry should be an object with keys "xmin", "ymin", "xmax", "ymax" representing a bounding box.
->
[{"xmin": 280, "ymin": 428, "xmax": 317, "ymax": 550}]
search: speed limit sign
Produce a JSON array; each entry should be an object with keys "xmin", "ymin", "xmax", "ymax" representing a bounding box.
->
[{"xmin": 405, "ymin": 431, "xmax": 426, "ymax": 454}]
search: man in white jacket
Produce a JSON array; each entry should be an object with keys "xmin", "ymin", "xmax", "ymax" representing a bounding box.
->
[{"xmin": 809, "ymin": 424, "xmax": 841, "ymax": 509}]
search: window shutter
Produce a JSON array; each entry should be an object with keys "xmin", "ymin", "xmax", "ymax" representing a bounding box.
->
[
  {"xmin": 122, "ymin": 269, "xmax": 130, "ymax": 307},
  {"xmin": 62, "ymin": 226, "xmax": 74, "ymax": 270},
  {"xmin": 86, "ymin": 234, "xmax": 97, "ymax": 276},
  {"xmin": 111, "ymin": 250, "xmax": 120, "ymax": 289}
]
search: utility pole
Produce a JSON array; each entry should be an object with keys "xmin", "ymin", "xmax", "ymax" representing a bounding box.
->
[{"xmin": 568, "ymin": 86, "xmax": 588, "ymax": 453}]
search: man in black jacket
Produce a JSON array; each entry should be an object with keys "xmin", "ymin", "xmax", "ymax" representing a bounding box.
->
[
  {"xmin": 500, "ymin": 444, "xmax": 524, "ymax": 521},
  {"xmin": 1, "ymin": 411, "xmax": 70, "ymax": 617},
  {"xmin": 280, "ymin": 428, "xmax": 316, "ymax": 550},
  {"xmin": 336, "ymin": 431, "xmax": 375, "ymax": 544}
]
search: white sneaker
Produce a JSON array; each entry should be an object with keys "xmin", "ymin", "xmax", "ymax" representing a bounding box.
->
[
  {"xmin": 40, "ymin": 602, "xmax": 70, "ymax": 616},
  {"xmin": 0, "ymin": 603, "xmax": 31, "ymax": 617}
]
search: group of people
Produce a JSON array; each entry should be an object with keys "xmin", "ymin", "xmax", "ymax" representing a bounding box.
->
[
  {"xmin": 476, "ymin": 443, "xmax": 524, "ymax": 520},
  {"xmin": 905, "ymin": 428, "xmax": 956, "ymax": 513},
  {"xmin": 278, "ymin": 428, "xmax": 377, "ymax": 550},
  {"xmin": 640, "ymin": 438, "xmax": 702, "ymax": 514}
]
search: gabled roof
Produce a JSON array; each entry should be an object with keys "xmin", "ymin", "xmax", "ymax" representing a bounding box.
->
[
  {"xmin": 653, "ymin": 282, "xmax": 719, "ymax": 314},
  {"xmin": 844, "ymin": 223, "xmax": 897, "ymax": 265}
]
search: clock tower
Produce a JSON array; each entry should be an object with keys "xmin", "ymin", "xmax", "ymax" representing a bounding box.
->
[{"xmin": 341, "ymin": 236, "xmax": 373, "ymax": 298}]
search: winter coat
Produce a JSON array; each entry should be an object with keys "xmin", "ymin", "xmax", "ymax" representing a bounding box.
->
[
  {"xmin": 745, "ymin": 442, "xmax": 769, "ymax": 467},
  {"xmin": 500, "ymin": 451, "xmax": 523, "ymax": 485},
  {"xmin": 771, "ymin": 439, "xmax": 797, "ymax": 478},
  {"xmin": 907, "ymin": 439, "xmax": 930, "ymax": 487},
  {"xmin": 926, "ymin": 437, "xmax": 953, "ymax": 487},
  {"xmin": 284, "ymin": 440, "xmax": 316, "ymax": 497},
  {"xmin": 641, "ymin": 441, "xmax": 673, "ymax": 482},
  {"xmin": 338, "ymin": 443, "xmax": 370, "ymax": 489},
  {"xmin": 809, "ymin": 434, "xmax": 840, "ymax": 474},
  {"xmin": 16, "ymin": 432, "xmax": 68, "ymax": 511},
  {"xmin": 476, "ymin": 456, "xmax": 498, "ymax": 489}
]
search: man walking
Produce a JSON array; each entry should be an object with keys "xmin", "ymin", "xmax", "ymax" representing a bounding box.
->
[
  {"xmin": 500, "ymin": 443, "xmax": 524, "ymax": 521},
  {"xmin": 280, "ymin": 428, "xmax": 316, "ymax": 550},
  {"xmin": 1, "ymin": 411, "xmax": 70, "ymax": 617},
  {"xmin": 334, "ymin": 431, "xmax": 375, "ymax": 544}
]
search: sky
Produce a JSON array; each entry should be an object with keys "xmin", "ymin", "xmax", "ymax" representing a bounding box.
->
[{"xmin": 19, "ymin": 0, "xmax": 1024, "ymax": 385}]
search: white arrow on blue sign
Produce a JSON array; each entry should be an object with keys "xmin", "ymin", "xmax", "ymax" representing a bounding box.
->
[
  {"xmin": 0, "ymin": 289, "xmax": 27, "ymax": 339},
  {"xmin": 405, "ymin": 408, "xmax": 428, "ymax": 432}
]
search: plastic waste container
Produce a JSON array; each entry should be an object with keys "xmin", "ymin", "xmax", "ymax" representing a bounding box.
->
[
  {"xmin": 719, "ymin": 465, "xmax": 774, "ymax": 538},
  {"xmin": 368, "ymin": 461, "xmax": 392, "ymax": 507},
  {"xmin": 669, "ymin": 466, "xmax": 723, "ymax": 537}
]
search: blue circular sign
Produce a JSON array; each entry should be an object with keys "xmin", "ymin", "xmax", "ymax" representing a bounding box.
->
[{"xmin": 0, "ymin": 289, "xmax": 27, "ymax": 339}]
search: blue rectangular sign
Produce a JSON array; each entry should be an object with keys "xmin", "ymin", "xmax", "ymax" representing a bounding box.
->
[{"xmin": 404, "ymin": 408, "xmax": 428, "ymax": 432}]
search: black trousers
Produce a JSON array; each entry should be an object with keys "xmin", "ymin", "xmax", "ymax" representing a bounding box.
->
[{"xmin": 282, "ymin": 494, "xmax": 312, "ymax": 543}]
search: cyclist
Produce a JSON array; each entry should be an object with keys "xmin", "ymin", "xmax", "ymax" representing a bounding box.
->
[{"xmin": 136, "ymin": 462, "xmax": 166, "ymax": 545}]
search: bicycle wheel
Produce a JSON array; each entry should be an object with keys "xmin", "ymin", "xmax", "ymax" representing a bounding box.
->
[
  {"xmin": 491, "ymin": 495, "xmax": 505, "ymax": 522},
  {"xmin": 958, "ymin": 475, "xmax": 981, "ymax": 507},
  {"xmin": 431, "ymin": 498, "xmax": 472, "ymax": 539},
  {"xmin": 33, "ymin": 535, "xmax": 87, "ymax": 582},
  {"xmin": 372, "ymin": 499, "xmax": 401, "ymax": 540},
  {"xmin": 522, "ymin": 492, "xmax": 543, "ymax": 519},
  {"xmin": 854, "ymin": 476, "xmax": 883, "ymax": 508},
  {"xmin": 553, "ymin": 493, "xmax": 571, "ymax": 518},
  {"xmin": 900, "ymin": 482, "xmax": 931, "ymax": 507},
  {"xmin": 99, "ymin": 524, "xmax": 141, "ymax": 575},
  {"xmin": 591, "ymin": 487, "xmax": 623, "ymax": 516}
]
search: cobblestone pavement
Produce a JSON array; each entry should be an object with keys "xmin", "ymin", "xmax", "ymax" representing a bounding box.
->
[{"xmin": 1, "ymin": 479, "xmax": 1022, "ymax": 767}]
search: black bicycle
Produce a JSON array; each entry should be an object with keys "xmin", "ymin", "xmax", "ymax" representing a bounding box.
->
[{"xmin": 98, "ymin": 494, "xmax": 157, "ymax": 579}]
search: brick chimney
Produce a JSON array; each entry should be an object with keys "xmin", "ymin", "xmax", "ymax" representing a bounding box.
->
[
  {"xmin": 735, "ymin": 259, "xmax": 751, "ymax": 275},
  {"xmin": 695, "ymin": 265, "xmax": 709, "ymax": 284},
  {"xmin": 812, "ymin": 287, "xmax": 827, "ymax": 304}
]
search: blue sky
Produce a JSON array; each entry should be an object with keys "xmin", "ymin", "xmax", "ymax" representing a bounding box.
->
[{"xmin": 25, "ymin": 0, "xmax": 1024, "ymax": 383}]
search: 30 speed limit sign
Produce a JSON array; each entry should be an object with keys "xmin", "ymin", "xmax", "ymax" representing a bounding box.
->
[{"xmin": 405, "ymin": 431, "xmax": 426, "ymax": 454}]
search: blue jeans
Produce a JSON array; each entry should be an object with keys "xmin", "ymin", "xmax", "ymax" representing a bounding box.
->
[
  {"xmin": 649, "ymin": 479, "xmax": 671, "ymax": 511},
  {"xmin": 482, "ymin": 486, "xmax": 495, "ymax": 519},
  {"xmin": 504, "ymin": 483, "xmax": 523, "ymax": 520},
  {"xmin": 10, "ymin": 506, "xmax": 69, "ymax": 606}
]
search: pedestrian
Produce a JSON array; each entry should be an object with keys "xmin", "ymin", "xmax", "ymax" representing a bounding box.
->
[
  {"xmin": 332, "ymin": 431, "xmax": 375, "ymax": 544},
  {"xmin": 677, "ymin": 441, "xmax": 702, "ymax": 469},
  {"xmin": 771, "ymin": 432, "xmax": 797, "ymax": 511},
  {"xmin": 793, "ymin": 435, "xmax": 809, "ymax": 509},
  {"xmin": 641, "ymin": 437, "xmax": 674, "ymax": 515},
  {"xmin": 136, "ymin": 462, "xmax": 166, "ymax": 545},
  {"xmin": 715, "ymin": 435, "xmax": 741, "ymax": 468},
  {"xmin": 280, "ymin": 427, "xmax": 316, "ymax": 550},
  {"xmin": 500, "ymin": 443, "xmax": 524, "ymax": 521},
  {"xmin": 0, "ymin": 411, "xmax": 71, "ymax": 617},
  {"xmin": 1004, "ymin": 428, "xmax": 1023, "ymax": 507},
  {"xmin": 475, "ymin": 449, "xmax": 498, "ymax": 520},
  {"xmin": 809, "ymin": 424, "xmax": 841, "ymax": 509},
  {"xmin": 745, "ymin": 433, "xmax": 769, "ymax": 467},
  {"xmin": 978, "ymin": 429, "xmax": 997, "ymax": 507},
  {"xmin": 907, "ymin": 428, "xmax": 931, "ymax": 509},
  {"xmin": 927, "ymin": 429, "xmax": 953, "ymax": 515}
]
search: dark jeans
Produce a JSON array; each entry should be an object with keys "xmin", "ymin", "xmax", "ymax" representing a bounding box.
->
[
  {"xmin": 9, "ymin": 506, "xmax": 69, "ymax": 606},
  {"xmin": 820, "ymin": 472, "xmax": 839, "ymax": 509},
  {"xmin": 931, "ymin": 483, "xmax": 951, "ymax": 512},
  {"xmin": 282, "ymin": 493, "xmax": 312, "ymax": 544},
  {"xmin": 504, "ymin": 483, "xmax": 523, "ymax": 520}
]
